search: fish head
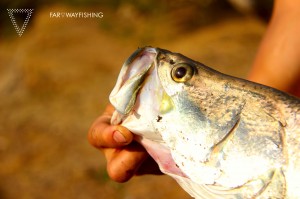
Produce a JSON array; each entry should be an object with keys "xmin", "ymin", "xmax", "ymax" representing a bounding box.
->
[
  {"xmin": 109, "ymin": 47, "xmax": 211, "ymax": 176},
  {"xmin": 109, "ymin": 47, "xmax": 206, "ymax": 143}
]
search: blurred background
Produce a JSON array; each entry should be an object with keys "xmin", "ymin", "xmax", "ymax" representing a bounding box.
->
[{"xmin": 0, "ymin": 0, "xmax": 272, "ymax": 198}]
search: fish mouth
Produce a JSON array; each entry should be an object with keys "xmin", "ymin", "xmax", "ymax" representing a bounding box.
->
[
  {"xmin": 109, "ymin": 47, "xmax": 189, "ymax": 179},
  {"xmin": 109, "ymin": 47, "xmax": 158, "ymax": 115}
]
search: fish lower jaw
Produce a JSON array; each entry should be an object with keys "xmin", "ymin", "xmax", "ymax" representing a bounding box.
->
[
  {"xmin": 111, "ymin": 110, "xmax": 129, "ymax": 125},
  {"xmin": 135, "ymin": 136, "xmax": 188, "ymax": 178}
]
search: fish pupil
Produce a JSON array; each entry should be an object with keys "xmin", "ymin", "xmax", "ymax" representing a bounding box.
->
[{"xmin": 175, "ymin": 67, "xmax": 187, "ymax": 78}]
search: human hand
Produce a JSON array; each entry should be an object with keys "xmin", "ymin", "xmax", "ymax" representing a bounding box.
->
[{"xmin": 88, "ymin": 104, "xmax": 162, "ymax": 183}]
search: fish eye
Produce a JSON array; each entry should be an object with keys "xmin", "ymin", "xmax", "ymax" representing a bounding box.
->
[{"xmin": 171, "ymin": 63, "xmax": 194, "ymax": 83}]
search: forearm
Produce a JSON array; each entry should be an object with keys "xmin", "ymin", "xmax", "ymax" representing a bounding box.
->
[{"xmin": 248, "ymin": 0, "xmax": 300, "ymax": 92}]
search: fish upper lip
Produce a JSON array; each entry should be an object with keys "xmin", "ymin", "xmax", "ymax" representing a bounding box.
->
[{"xmin": 109, "ymin": 47, "xmax": 158, "ymax": 114}]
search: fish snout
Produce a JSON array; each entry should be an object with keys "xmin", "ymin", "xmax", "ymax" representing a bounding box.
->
[{"xmin": 109, "ymin": 47, "xmax": 157, "ymax": 114}]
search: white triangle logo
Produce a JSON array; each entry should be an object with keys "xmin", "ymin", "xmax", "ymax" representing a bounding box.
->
[{"xmin": 7, "ymin": 9, "xmax": 34, "ymax": 37}]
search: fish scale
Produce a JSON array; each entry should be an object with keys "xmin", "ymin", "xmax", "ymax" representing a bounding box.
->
[{"xmin": 110, "ymin": 47, "xmax": 300, "ymax": 198}]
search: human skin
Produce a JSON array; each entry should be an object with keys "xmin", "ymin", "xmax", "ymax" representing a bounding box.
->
[
  {"xmin": 88, "ymin": 0, "xmax": 300, "ymax": 183},
  {"xmin": 88, "ymin": 105, "xmax": 161, "ymax": 182},
  {"xmin": 248, "ymin": 0, "xmax": 300, "ymax": 97}
]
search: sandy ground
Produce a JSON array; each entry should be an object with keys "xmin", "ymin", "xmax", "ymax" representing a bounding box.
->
[{"xmin": 0, "ymin": 4, "xmax": 266, "ymax": 199}]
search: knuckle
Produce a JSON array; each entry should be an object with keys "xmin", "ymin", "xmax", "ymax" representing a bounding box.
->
[
  {"xmin": 107, "ymin": 161, "xmax": 132, "ymax": 183},
  {"xmin": 87, "ymin": 122, "xmax": 107, "ymax": 148},
  {"xmin": 87, "ymin": 126, "xmax": 99, "ymax": 147},
  {"xmin": 87, "ymin": 122, "xmax": 115, "ymax": 148}
]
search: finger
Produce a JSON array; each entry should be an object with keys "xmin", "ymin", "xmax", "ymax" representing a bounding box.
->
[
  {"xmin": 88, "ymin": 116, "xmax": 133, "ymax": 148},
  {"xmin": 106, "ymin": 142, "xmax": 149, "ymax": 182}
]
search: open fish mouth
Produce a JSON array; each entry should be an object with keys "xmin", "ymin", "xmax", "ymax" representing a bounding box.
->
[
  {"xmin": 109, "ymin": 47, "xmax": 187, "ymax": 178},
  {"xmin": 109, "ymin": 47, "xmax": 157, "ymax": 115}
]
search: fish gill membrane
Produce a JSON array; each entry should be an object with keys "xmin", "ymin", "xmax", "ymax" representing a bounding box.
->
[{"xmin": 109, "ymin": 47, "xmax": 300, "ymax": 199}]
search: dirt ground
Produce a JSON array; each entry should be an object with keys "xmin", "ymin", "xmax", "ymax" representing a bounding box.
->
[{"xmin": 0, "ymin": 3, "xmax": 266, "ymax": 199}]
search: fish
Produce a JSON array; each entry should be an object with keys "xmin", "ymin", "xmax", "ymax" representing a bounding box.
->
[{"xmin": 109, "ymin": 47, "xmax": 300, "ymax": 199}]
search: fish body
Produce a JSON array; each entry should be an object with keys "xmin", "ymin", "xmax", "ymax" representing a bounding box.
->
[{"xmin": 109, "ymin": 47, "xmax": 300, "ymax": 198}]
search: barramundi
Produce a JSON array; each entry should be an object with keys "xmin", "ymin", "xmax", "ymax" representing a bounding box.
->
[{"xmin": 110, "ymin": 47, "xmax": 300, "ymax": 198}]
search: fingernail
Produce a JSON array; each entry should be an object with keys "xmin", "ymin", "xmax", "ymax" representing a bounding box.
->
[{"xmin": 113, "ymin": 130, "xmax": 127, "ymax": 143}]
